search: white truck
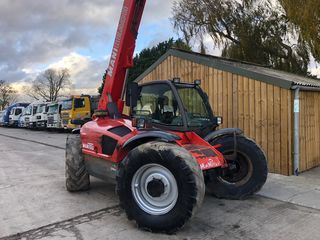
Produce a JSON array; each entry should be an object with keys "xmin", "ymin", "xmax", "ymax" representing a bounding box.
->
[
  {"xmin": 47, "ymin": 102, "xmax": 63, "ymax": 129},
  {"xmin": 35, "ymin": 102, "xmax": 50, "ymax": 129},
  {"xmin": 24, "ymin": 101, "xmax": 44, "ymax": 128},
  {"xmin": 8, "ymin": 106, "xmax": 25, "ymax": 127}
]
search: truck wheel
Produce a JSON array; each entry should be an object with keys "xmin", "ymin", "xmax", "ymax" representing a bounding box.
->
[
  {"xmin": 207, "ymin": 135, "xmax": 267, "ymax": 200},
  {"xmin": 65, "ymin": 134, "xmax": 90, "ymax": 192},
  {"xmin": 117, "ymin": 142, "xmax": 205, "ymax": 233}
]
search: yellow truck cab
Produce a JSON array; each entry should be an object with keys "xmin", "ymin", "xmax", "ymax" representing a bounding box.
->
[{"xmin": 61, "ymin": 95, "xmax": 99, "ymax": 130}]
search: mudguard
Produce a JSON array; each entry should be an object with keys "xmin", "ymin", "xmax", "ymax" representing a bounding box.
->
[
  {"xmin": 204, "ymin": 128, "xmax": 243, "ymax": 142},
  {"xmin": 122, "ymin": 130, "xmax": 181, "ymax": 150},
  {"xmin": 72, "ymin": 128, "xmax": 81, "ymax": 134}
]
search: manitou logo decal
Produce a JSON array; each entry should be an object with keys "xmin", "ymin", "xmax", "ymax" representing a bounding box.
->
[
  {"xmin": 107, "ymin": 48, "xmax": 118, "ymax": 78},
  {"xmin": 83, "ymin": 143, "xmax": 95, "ymax": 151},
  {"xmin": 107, "ymin": 6, "xmax": 129, "ymax": 78}
]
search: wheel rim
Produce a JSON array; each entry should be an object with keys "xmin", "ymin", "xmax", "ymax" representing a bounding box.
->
[
  {"xmin": 219, "ymin": 151, "xmax": 253, "ymax": 186},
  {"xmin": 131, "ymin": 163, "xmax": 178, "ymax": 215}
]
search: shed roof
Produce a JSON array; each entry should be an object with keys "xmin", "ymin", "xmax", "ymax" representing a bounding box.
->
[{"xmin": 135, "ymin": 49, "xmax": 320, "ymax": 90}]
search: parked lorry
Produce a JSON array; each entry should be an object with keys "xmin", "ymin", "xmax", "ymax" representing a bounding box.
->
[
  {"xmin": 19, "ymin": 107, "xmax": 30, "ymax": 128},
  {"xmin": 2, "ymin": 103, "xmax": 30, "ymax": 127},
  {"xmin": 47, "ymin": 102, "xmax": 63, "ymax": 129},
  {"xmin": 9, "ymin": 106, "xmax": 25, "ymax": 127},
  {"xmin": 65, "ymin": 0, "xmax": 267, "ymax": 233},
  {"xmin": 35, "ymin": 102, "xmax": 50, "ymax": 129},
  {"xmin": 61, "ymin": 95, "xmax": 99, "ymax": 130},
  {"xmin": 23, "ymin": 101, "xmax": 44, "ymax": 128}
]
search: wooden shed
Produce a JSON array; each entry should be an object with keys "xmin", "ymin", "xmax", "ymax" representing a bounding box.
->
[{"xmin": 135, "ymin": 49, "xmax": 320, "ymax": 175}]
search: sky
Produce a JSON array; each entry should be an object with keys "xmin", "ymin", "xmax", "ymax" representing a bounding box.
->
[
  {"xmin": 0, "ymin": 0, "xmax": 181, "ymax": 100},
  {"xmin": 1, "ymin": 1, "xmax": 319, "ymax": 101}
]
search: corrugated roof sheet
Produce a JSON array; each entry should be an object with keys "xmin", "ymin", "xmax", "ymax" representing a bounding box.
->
[{"xmin": 135, "ymin": 48, "xmax": 320, "ymax": 90}]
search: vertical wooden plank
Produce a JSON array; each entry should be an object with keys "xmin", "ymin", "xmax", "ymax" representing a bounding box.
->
[
  {"xmin": 208, "ymin": 67, "xmax": 215, "ymax": 113},
  {"xmin": 227, "ymin": 72, "xmax": 233, "ymax": 127},
  {"xmin": 254, "ymin": 80, "xmax": 262, "ymax": 147},
  {"xmin": 232, "ymin": 74, "xmax": 238, "ymax": 127},
  {"xmin": 248, "ymin": 79, "xmax": 255, "ymax": 139},
  {"xmin": 243, "ymin": 77, "xmax": 249, "ymax": 134},
  {"xmin": 217, "ymin": 70, "xmax": 223, "ymax": 117},
  {"xmin": 287, "ymin": 91, "xmax": 293, "ymax": 175},
  {"xmin": 260, "ymin": 82, "xmax": 268, "ymax": 166},
  {"xmin": 315, "ymin": 93, "xmax": 320, "ymax": 169},
  {"xmin": 299, "ymin": 92, "xmax": 306, "ymax": 172},
  {"xmin": 238, "ymin": 76, "xmax": 244, "ymax": 131},
  {"xmin": 280, "ymin": 88, "xmax": 289, "ymax": 175},
  {"xmin": 267, "ymin": 84, "xmax": 274, "ymax": 173},
  {"xmin": 273, "ymin": 86, "xmax": 281, "ymax": 174},
  {"xmin": 204, "ymin": 66, "xmax": 209, "ymax": 98},
  {"xmin": 305, "ymin": 93, "xmax": 310, "ymax": 169},
  {"xmin": 222, "ymin": 71, "xmax": 228, "ymax": 129},
  {"xmin": 316, "ymin": 93, "xmax": 320, "ymax": 168},
  {"xmin": 213, "ymin": 69, "xmax": 219, "ymax": 113},
  {"xmin": 163, "ymin": 60, "xmax": 167, "ymax": 80}
]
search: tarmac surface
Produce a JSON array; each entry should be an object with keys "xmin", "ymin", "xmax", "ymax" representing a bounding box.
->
[{"xmin": 1, "ymin": 127, "xmax": 320, "ymax": 240}]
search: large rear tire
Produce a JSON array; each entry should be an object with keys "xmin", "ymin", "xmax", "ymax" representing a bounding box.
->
[
  {"xmin": 207, "ymin": 135, "xmax": 267, "ymax": 200},
  {"xmin": 117, "ymin": 141, "xmax": 205, "ymax": 233},
  {"xmin": 65, "ymin": 134, "xmax": 90, "ymax": 192}
]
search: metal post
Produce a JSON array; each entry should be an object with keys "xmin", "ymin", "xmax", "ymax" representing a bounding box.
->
[{"xmin": 293, "ymin": 87, "xmax": 300, "ymax": 176}]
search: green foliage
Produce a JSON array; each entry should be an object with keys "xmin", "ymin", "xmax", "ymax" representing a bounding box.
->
[
  {"xmin": 279, "ymin": 0, "xmax": 320, "ymax": 62},
  {"xmin": 98, "ymin": 69, "xmax": 108, "ymax": 95},
  {"xmin": 127, "ymin": 38, "xmax": 191, "ymax": 82},
  {"xmin": 172, "ymin": 0, "xmax": 315, "ymax": 76},
  {"xmin": 98, "ymin": 38, "xmax": 191, "ymax": 94}
]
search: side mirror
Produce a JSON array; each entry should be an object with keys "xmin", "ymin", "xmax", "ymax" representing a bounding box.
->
[{"xmin": 126, "ymin": 82, "xmax": 139, "ymax": 108}]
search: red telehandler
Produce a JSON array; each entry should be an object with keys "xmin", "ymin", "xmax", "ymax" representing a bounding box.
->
[{"xmin": 65, "ymin": 0, "xmax": 268, "ymax": 233}]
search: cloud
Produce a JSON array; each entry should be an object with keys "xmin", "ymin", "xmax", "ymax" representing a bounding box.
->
[
  {"xmin": 310, "ymin": 67, "xmax": 320, "ymax": 77},
  {"xmin": 49, "ymin": 52, "xmax": 107, "ymax": 93},
  {"xmin": 0, "ymin": 0, "xmax": 176, "ymax": 86}
]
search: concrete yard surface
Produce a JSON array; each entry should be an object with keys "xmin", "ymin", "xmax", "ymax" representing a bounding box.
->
[{"xmin": 1, "ymin": 127, "xmax": 320, "ymax": 240}]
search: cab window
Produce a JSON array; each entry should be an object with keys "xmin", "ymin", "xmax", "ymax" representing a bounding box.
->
[
  {"xmin": 25, "ymin": 106, "xmax": 31, "ymax": 115},
  {"xmin": 33, "ymin": 106, "xmax": 38, "ymax": 115},
  {"xmin": 74, "ymin": 98, "xmax": 85, "ymax": 108},
  {"xmin": 15, "ymin": 108, "xmax": 22, "ymax": 115},
  {"xmin": 135, "ymin": 84, "xmax": 182, "ymax": 126}
]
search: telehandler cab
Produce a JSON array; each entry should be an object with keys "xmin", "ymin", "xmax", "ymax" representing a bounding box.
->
[{"xmin": 65, "ymin": 0, "xmax": 267, "ymax": 233}]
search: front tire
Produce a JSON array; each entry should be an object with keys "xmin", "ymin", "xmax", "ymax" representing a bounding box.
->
[
  {"xmin": 65, "ymin": 134, "xmax": 90, "ymax": 192},
  {"xmin": 117, "ymin": 142, "xmax": 205, "ymax": 233},
  {"xmin": 207, "ymin": 135, "xmax": 267, "ymax": 200}
]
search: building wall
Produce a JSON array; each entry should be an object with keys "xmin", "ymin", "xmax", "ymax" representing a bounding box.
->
[
  {"xmin": 299, "ymin": 91, "xmax": 320, "ymax": 172},
  {"xmin": 139, "ymin": 56, "xmax": 293, "ymax": 175}
]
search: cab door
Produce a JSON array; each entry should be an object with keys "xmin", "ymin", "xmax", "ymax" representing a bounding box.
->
[{"xmin": 73, "ymin": 97, "xmax": 90, "ymax": 120}]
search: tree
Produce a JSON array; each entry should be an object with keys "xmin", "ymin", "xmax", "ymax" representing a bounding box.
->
[
  {"xmin": 0, "ymin": 80, "xmax": 17, "ymax": 110},
  {"xmin": 279, "ymin": 0, "xmax": 320, "ymax": 62},
  {"xmin": 0, "ymin": 80, "xmax": 16, "ymax": 110},
  {"xmin": 127, "ymin": 38, "xmax": 191, "ymax": 82},
  {"xmin": 27, "ymin": 68, "xmax": 71, "ymax": 102},
  {"xmin": 98, "ymin": 69, "xmax": 108, "ymax": 95},
  {"xmin": 172, "ymin": 0, "xmax": 312, "ymax": 76},
  {"xmin": 97, "ymin": 38, "xmax": 191, "ymax": 94}
]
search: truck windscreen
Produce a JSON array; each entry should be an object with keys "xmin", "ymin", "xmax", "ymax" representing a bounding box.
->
[{"xmin": 62, "ymin": 100, "xmax": 72, "ymax": 110}]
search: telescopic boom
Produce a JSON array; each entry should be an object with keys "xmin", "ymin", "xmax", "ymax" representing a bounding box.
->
[{"xmin": 98, "ymin": 0, "xmax": 146, "ymax": 116}]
